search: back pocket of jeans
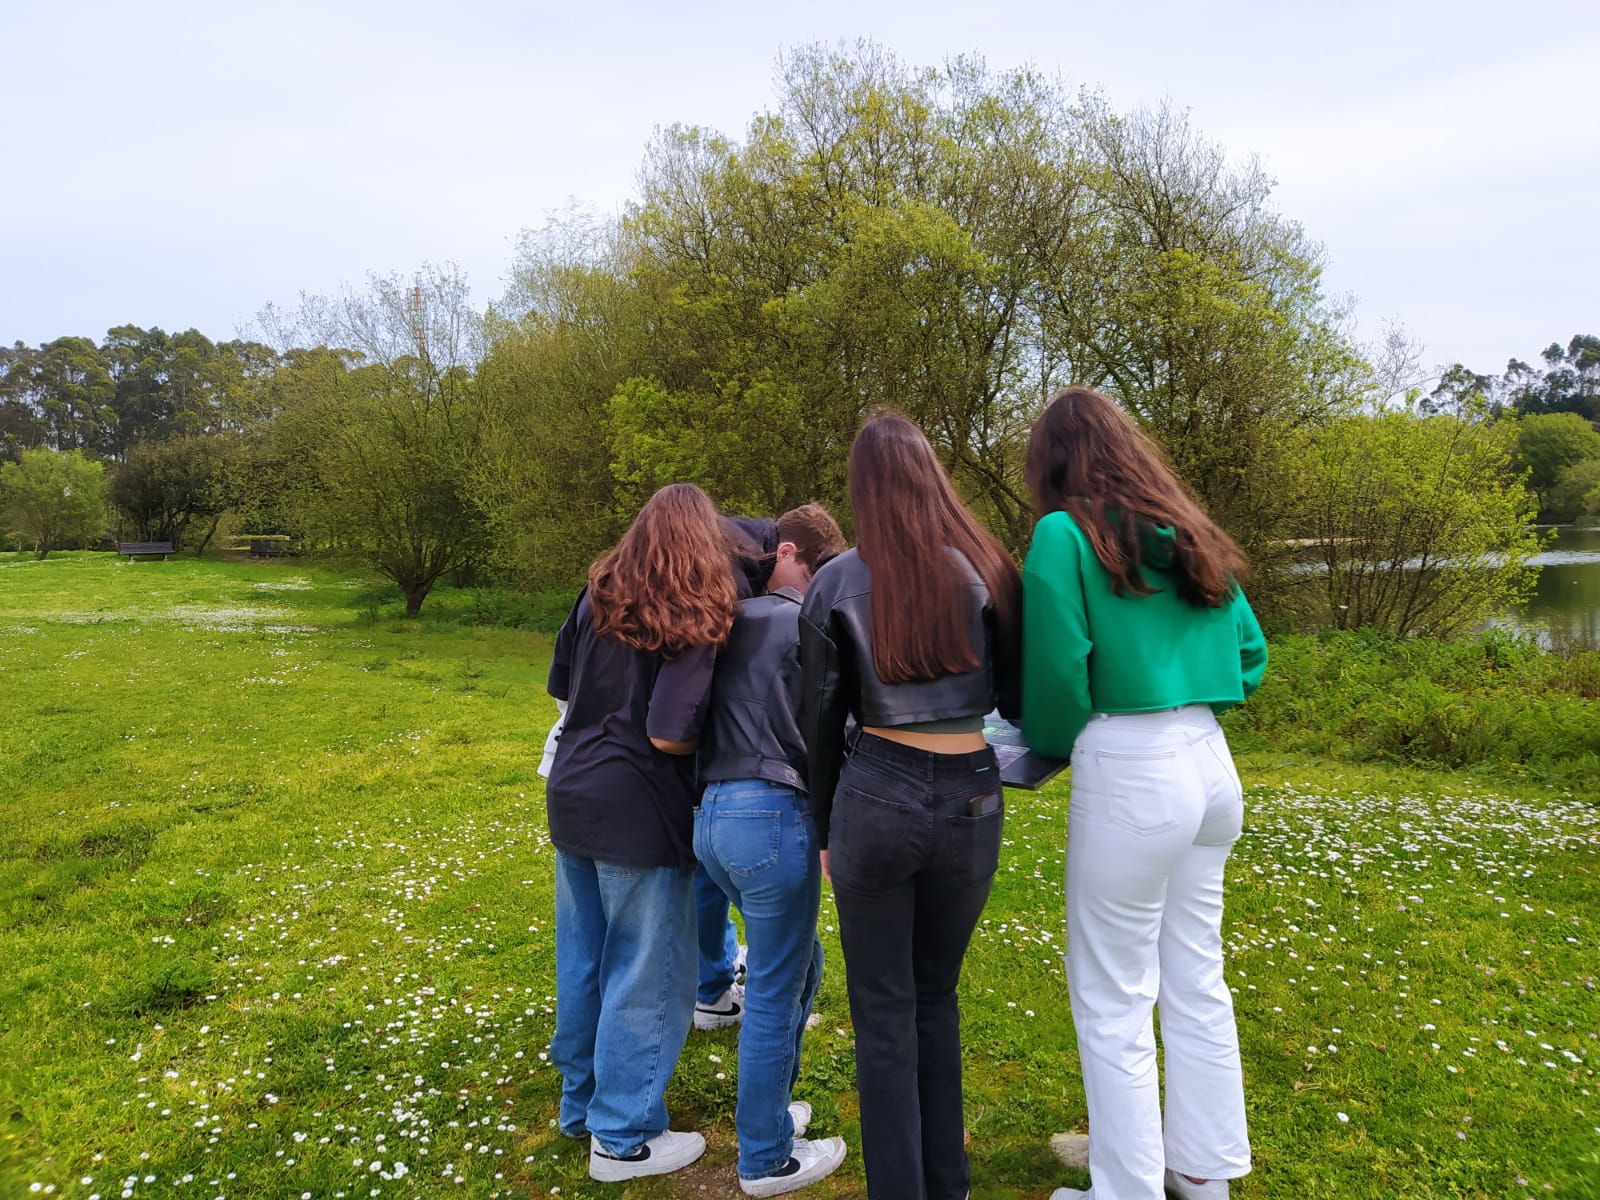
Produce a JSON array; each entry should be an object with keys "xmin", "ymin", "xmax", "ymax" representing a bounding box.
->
[
  {"xmin": 709, "ymin": 811, "xmax": 783, "ymax": 876},
  {"xmin": 1087, "ymin": 748, "xmax": 1182, "ymax": 836},
  {"xmin": 832, "ymin": 785, "xmax": 919, "ymax": 886},
  {"xmin": 944, "ymin": 797, "xmax": 1004, "ymax": 883}
]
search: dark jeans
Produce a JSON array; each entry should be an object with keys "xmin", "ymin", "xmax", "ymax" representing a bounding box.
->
[{"xmin": 829, "ymin": 733, "xmax": 1004, "ymax": 1200}]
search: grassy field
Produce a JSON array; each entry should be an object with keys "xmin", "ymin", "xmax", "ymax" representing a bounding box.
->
[{"xmin": 2, "ymin": 553, "xmax": 1597, "ymax": 1200}]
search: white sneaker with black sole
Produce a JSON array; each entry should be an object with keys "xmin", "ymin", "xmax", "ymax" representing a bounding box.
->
[
  {"xmin": 739, "ymin": 1136, "xmax": 847, "ymax": 1196},
  {"xmin": 694, "ymin": 983, "xmax": 745, "ymax": 1030},
  {"xmin": 588, "ymin": 1129, "xmax": 706, "ymax": 1182}
]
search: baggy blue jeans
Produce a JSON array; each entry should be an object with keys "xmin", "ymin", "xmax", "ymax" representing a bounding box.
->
[
  {"xmin": 694, "ymin": 780, "xmax": 825, "ymax": 1179},
  {"xmin": 551, "ymin": 849, "xmax": 697, "ymax": 1155}
]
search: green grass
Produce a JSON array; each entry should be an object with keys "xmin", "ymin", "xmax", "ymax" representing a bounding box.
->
[{"xmin": 2, "ymin": 552, "xmax": 1597, "ymax": 1200}]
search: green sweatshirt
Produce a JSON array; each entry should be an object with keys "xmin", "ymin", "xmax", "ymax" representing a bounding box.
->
[{"xmin": 1021, "ymin": 510, "xmax": 1268, "ymax": 757}]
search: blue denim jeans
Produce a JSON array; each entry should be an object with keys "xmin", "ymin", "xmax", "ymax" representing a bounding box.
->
[
  {"xmin": 551, "ymin": 850, "xmax": 697, "ymax": 1155},
  {"xmin": 694, "ymin": 780, "xmax": 825, "ymax": 1179},
  {"xmin": 695, "ymin": 862, "xmax": 740, "ymax": 1004}
]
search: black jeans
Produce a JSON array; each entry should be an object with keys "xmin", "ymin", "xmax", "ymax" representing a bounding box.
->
[{"xmin": 830, "ymin": 733, "xmax": 1004, "ymax": 1200}]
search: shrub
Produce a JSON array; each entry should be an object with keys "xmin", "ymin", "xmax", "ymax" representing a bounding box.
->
[{"xmin": 1224, "ymin": 630, "xmax": 1600, "ymax": 795}]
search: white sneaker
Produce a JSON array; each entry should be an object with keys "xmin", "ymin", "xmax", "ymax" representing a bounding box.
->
[
  {"xmin": 1050, "ymin": 1189, "xmax": 1090, "ymax": 1199},
  {"xmin": 788, "ymin": 1100, "xmax": 811, "ymax": 1137},
  {"xmin": 588, "ymin": 1129, "xmax": 706, "ymax": 1181},
  {"xmin": 695, "ymin": 983, "xmax": 745, "ymax": 1030},
  {"xmin": 734, "ymin": 942, "xmax": 749, "ymax": 985},
  {"xmin": 739, "ymin": 1136, "xmax": 847, "ymax": 1196},
  {"xmin": 1165, "ymin": 1169, "xmax": 1229, "ymax": 1198}
]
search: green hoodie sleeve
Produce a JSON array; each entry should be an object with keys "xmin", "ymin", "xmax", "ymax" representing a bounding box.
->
[
  {"xmin": 1021, "ymin": 513, "xmax": 1094, "ymax": 757},
  {"xmin": 1234, "ymin": 588, "xmax": 1268, "ymax": 698}
]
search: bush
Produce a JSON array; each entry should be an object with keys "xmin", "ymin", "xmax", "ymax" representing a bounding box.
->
[{"xmin": 1224, "ymin": 629, "xmax": 1600, "ymax": 795}]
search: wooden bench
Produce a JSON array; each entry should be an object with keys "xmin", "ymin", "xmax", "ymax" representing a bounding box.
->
[
  {"xmin": 249, "ymin": 538, "xmax": 294, "ymax": 558},
  {"xmin": 118, "ymin": 542, "xmax": 173, "ymax": 560}
]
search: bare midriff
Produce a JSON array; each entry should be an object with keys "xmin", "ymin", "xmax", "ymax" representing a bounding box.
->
[{"xmin": 862, "ymin": 726, "xmax": 990, "ymax": 754}]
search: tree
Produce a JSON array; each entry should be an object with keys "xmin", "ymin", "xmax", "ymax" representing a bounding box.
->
[
  {"xmin": 262, "ymin": 266, "xmax": 487, "ymax": 616},
  {"xmin": 1502, "ymin": 335, "xmax": 1600, "ymax": 419},
  {"xmin": 479, "ymin": 44, "xmax": 1354, "ymax": 611},
  {"xmin": 0, "ymin": 448, "xmax": 106, "ymax": 558},
  {"xmin": 9, "ymin": 338, "xmax": 116, "ymax": 452},
  {"xmin": 1513, "ymin": 412, "xmax": 1600, "ymax": 517},
  {"xmin": 1302, "ymin": 411, "xmax": 1540, "ymax": 637},
  {"xmin": 473, "ymin": 216, "xmax": 642, "ymax": 587},
  {"xmin": 1548, "ymin": 458, "xmax": 1600, "ymax": 523},
  {"xmin": 107, "ymin": 434, "xmax": 235, "ymax": 554}
]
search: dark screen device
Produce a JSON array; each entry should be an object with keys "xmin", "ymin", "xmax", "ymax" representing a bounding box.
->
[
  {"xmin": 982, "ymin": 711, "xmax": 1069, "ymax": 789},
  {"xmin": 967, "ymin": 792, "xmax": 1002, "ymax": 817}
]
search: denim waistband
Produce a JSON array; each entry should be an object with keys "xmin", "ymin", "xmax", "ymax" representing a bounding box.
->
[{"xmin": 852, "ymin": 730, "xmax": 999, "ymax": 778}]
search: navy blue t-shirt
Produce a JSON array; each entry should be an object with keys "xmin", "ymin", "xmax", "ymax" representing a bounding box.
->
[{"xmin": 545, "ymin": 591, "xmax": 716, "ymax": 871}]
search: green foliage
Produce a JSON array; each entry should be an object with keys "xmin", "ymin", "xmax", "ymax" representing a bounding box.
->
[
  {"xmin": 1514, "ymin": 412, "xmax": 1600, "ymax": 515},
  {"xmin": 0, "ymin": 448, "xmax": 106, "ymax": 557},
  {"xmin": 606, "ymin": 374, "xmax": 809, "ymax": 518},
  {"xmin": 1226, "ymin": 628, "xmax": 1600, "ymax": 791},
  {"xmin": 106, "ymin": 433, "xmax": 235, "ymax": 552},
  {"xmin": 266, "ymin": 267, "xmax": 488, "ymax": 615},
  {"xmin": 1548, "ymin": 457, "xmax": 1600, "ymax": 523},
  {"xmin": 1301, "ymin": 412, "xmax": 1541, "ymax": 636},
  {"xmin": 477, "ymin": 46, "xmax": 1355, "ymax": 598}
]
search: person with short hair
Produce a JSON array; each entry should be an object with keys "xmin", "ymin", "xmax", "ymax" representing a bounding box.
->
[
  {"xmin": 1021, "ymin": 387, "xmax": 1267, "ymax": 1200},
  {"xmin": 545, "ymin": 483, "xmax": 739, "ymax": 1183},
  {"xmin": 696, "ymin": 503, "xmax": 851, "ymax": 1196}
]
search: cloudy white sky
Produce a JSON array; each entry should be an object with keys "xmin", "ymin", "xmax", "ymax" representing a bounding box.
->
[{"xmin": 3, "ymin": 0, "xmax": 1596, "ymax": 377}]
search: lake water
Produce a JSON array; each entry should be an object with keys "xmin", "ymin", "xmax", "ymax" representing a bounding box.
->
[{"xmin": 1501, "ymin": 526, "xmax": 1600, "ymax": 649}]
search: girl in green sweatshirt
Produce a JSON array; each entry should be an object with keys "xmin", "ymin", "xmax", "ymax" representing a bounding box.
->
[{"xmin": 1022, "ymin": 387, "xmax": 1265, "ymax": 1200}]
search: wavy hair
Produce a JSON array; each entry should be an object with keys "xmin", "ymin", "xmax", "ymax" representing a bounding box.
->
[
  {"xmin": 849, "ymin": 414, "xmax": 1021, "ymax": 684},
  {"xmin": 1025, "ymin": 387, "xmax": 1249, "ymax": 607},
  {"xmin": 588, "ymin": 483, "xmax": 738, "ymax": 653}
]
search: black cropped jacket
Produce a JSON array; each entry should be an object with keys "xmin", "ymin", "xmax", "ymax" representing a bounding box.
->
[
  {"xmin": 797, "ymin": 548, "xmax": 1020, "ymax": 847},
  {"xmin": 698, "ymin": 588, "xmax": 809, "ymax": 794}
]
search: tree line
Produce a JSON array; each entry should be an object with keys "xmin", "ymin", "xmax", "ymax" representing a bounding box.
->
[{"xmin": 2, "ymin": 45, "xmax": 1592, "ymax": 636}]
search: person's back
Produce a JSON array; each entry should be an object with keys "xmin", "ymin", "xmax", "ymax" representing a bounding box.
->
[
  {"xmin": 1019, "ymin": 388, "xmax": 1263, "ymax": 1200},
  {"xmin": 1021, "ymin": 512, "xmax": 1265, "ymax": 759},
  {"xmin": 547, "ymin": 591, "xmax": 705, "ymax": 869},
  {"xmin": 543, "ymin": 483, "xmax": 736, "ymax": 1186},
  {"xmin": 798, "ymin": 416, "xmax": 1021, "ymax": 1200},
  {"xmin": 694, "ymin": 504, "xmax": 850, "ymax": 1197}
]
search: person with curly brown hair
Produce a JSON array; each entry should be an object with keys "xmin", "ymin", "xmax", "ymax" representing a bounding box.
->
[{"xmin": 544, "ymin": 482, "xmax": 741, "ymax": 1184}]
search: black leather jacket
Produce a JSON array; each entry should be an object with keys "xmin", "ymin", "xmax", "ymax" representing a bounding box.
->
[
  {"xmin": 798, "ymin": 548, "xmax": 1020, "ymax": 847},
  {"xmin": 698, "ymin": 587, "xmax": 808, "ymax": 793}
]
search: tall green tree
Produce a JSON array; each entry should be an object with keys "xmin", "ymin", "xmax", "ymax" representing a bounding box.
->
[
  {"xmin": 107, "ymin": 434, "xmax": 236, "ymax": 553},
  {"xmin": 1, "ymin": 448, "xmax": 106, "ymax": 558},
  {"xmin": 264, "ymin": 266, "xmax": 486, "ymax": 615},
  {"xmin": 1513, "ymin": 412, "xmax": 1600, "ymax": 517}
]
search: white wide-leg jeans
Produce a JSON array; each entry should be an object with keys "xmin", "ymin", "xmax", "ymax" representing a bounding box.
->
[{"xmin": 1065, "ymin": 706, "xmax": 1251, "ymax": 1200}]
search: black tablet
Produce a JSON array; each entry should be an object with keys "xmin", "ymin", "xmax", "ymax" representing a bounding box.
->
[{"xmin": 982, "ymin": 712, "xmax": 1069, "ymax": 790}]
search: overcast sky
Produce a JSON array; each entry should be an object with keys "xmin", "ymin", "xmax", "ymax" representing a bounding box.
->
[{"xmin": 3, "ymin": 0, "xmax": 1595, "ymax": 378}]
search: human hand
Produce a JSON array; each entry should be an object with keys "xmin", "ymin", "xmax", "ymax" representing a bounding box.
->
[{"xmin": 820, "ymin": 849, "xmax": 831, "ymax": 883}]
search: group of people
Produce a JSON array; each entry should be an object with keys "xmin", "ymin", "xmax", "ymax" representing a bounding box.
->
[{"xmin": 539, "ymin": 387, "xmax": 1268, "ymax": 1200}]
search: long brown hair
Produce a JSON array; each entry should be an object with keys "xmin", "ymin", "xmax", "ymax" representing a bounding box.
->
[
  {"xmin": 849, "ymin": 414, "xmax": 1022, "ymax": 683},
  {"xmin": 1025, "ymin": 387, "xmax": 1248, "ymax": 607},
  {"xmin": 588, "ymin": 483, "xmax": 738, "ymax": 653}
]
